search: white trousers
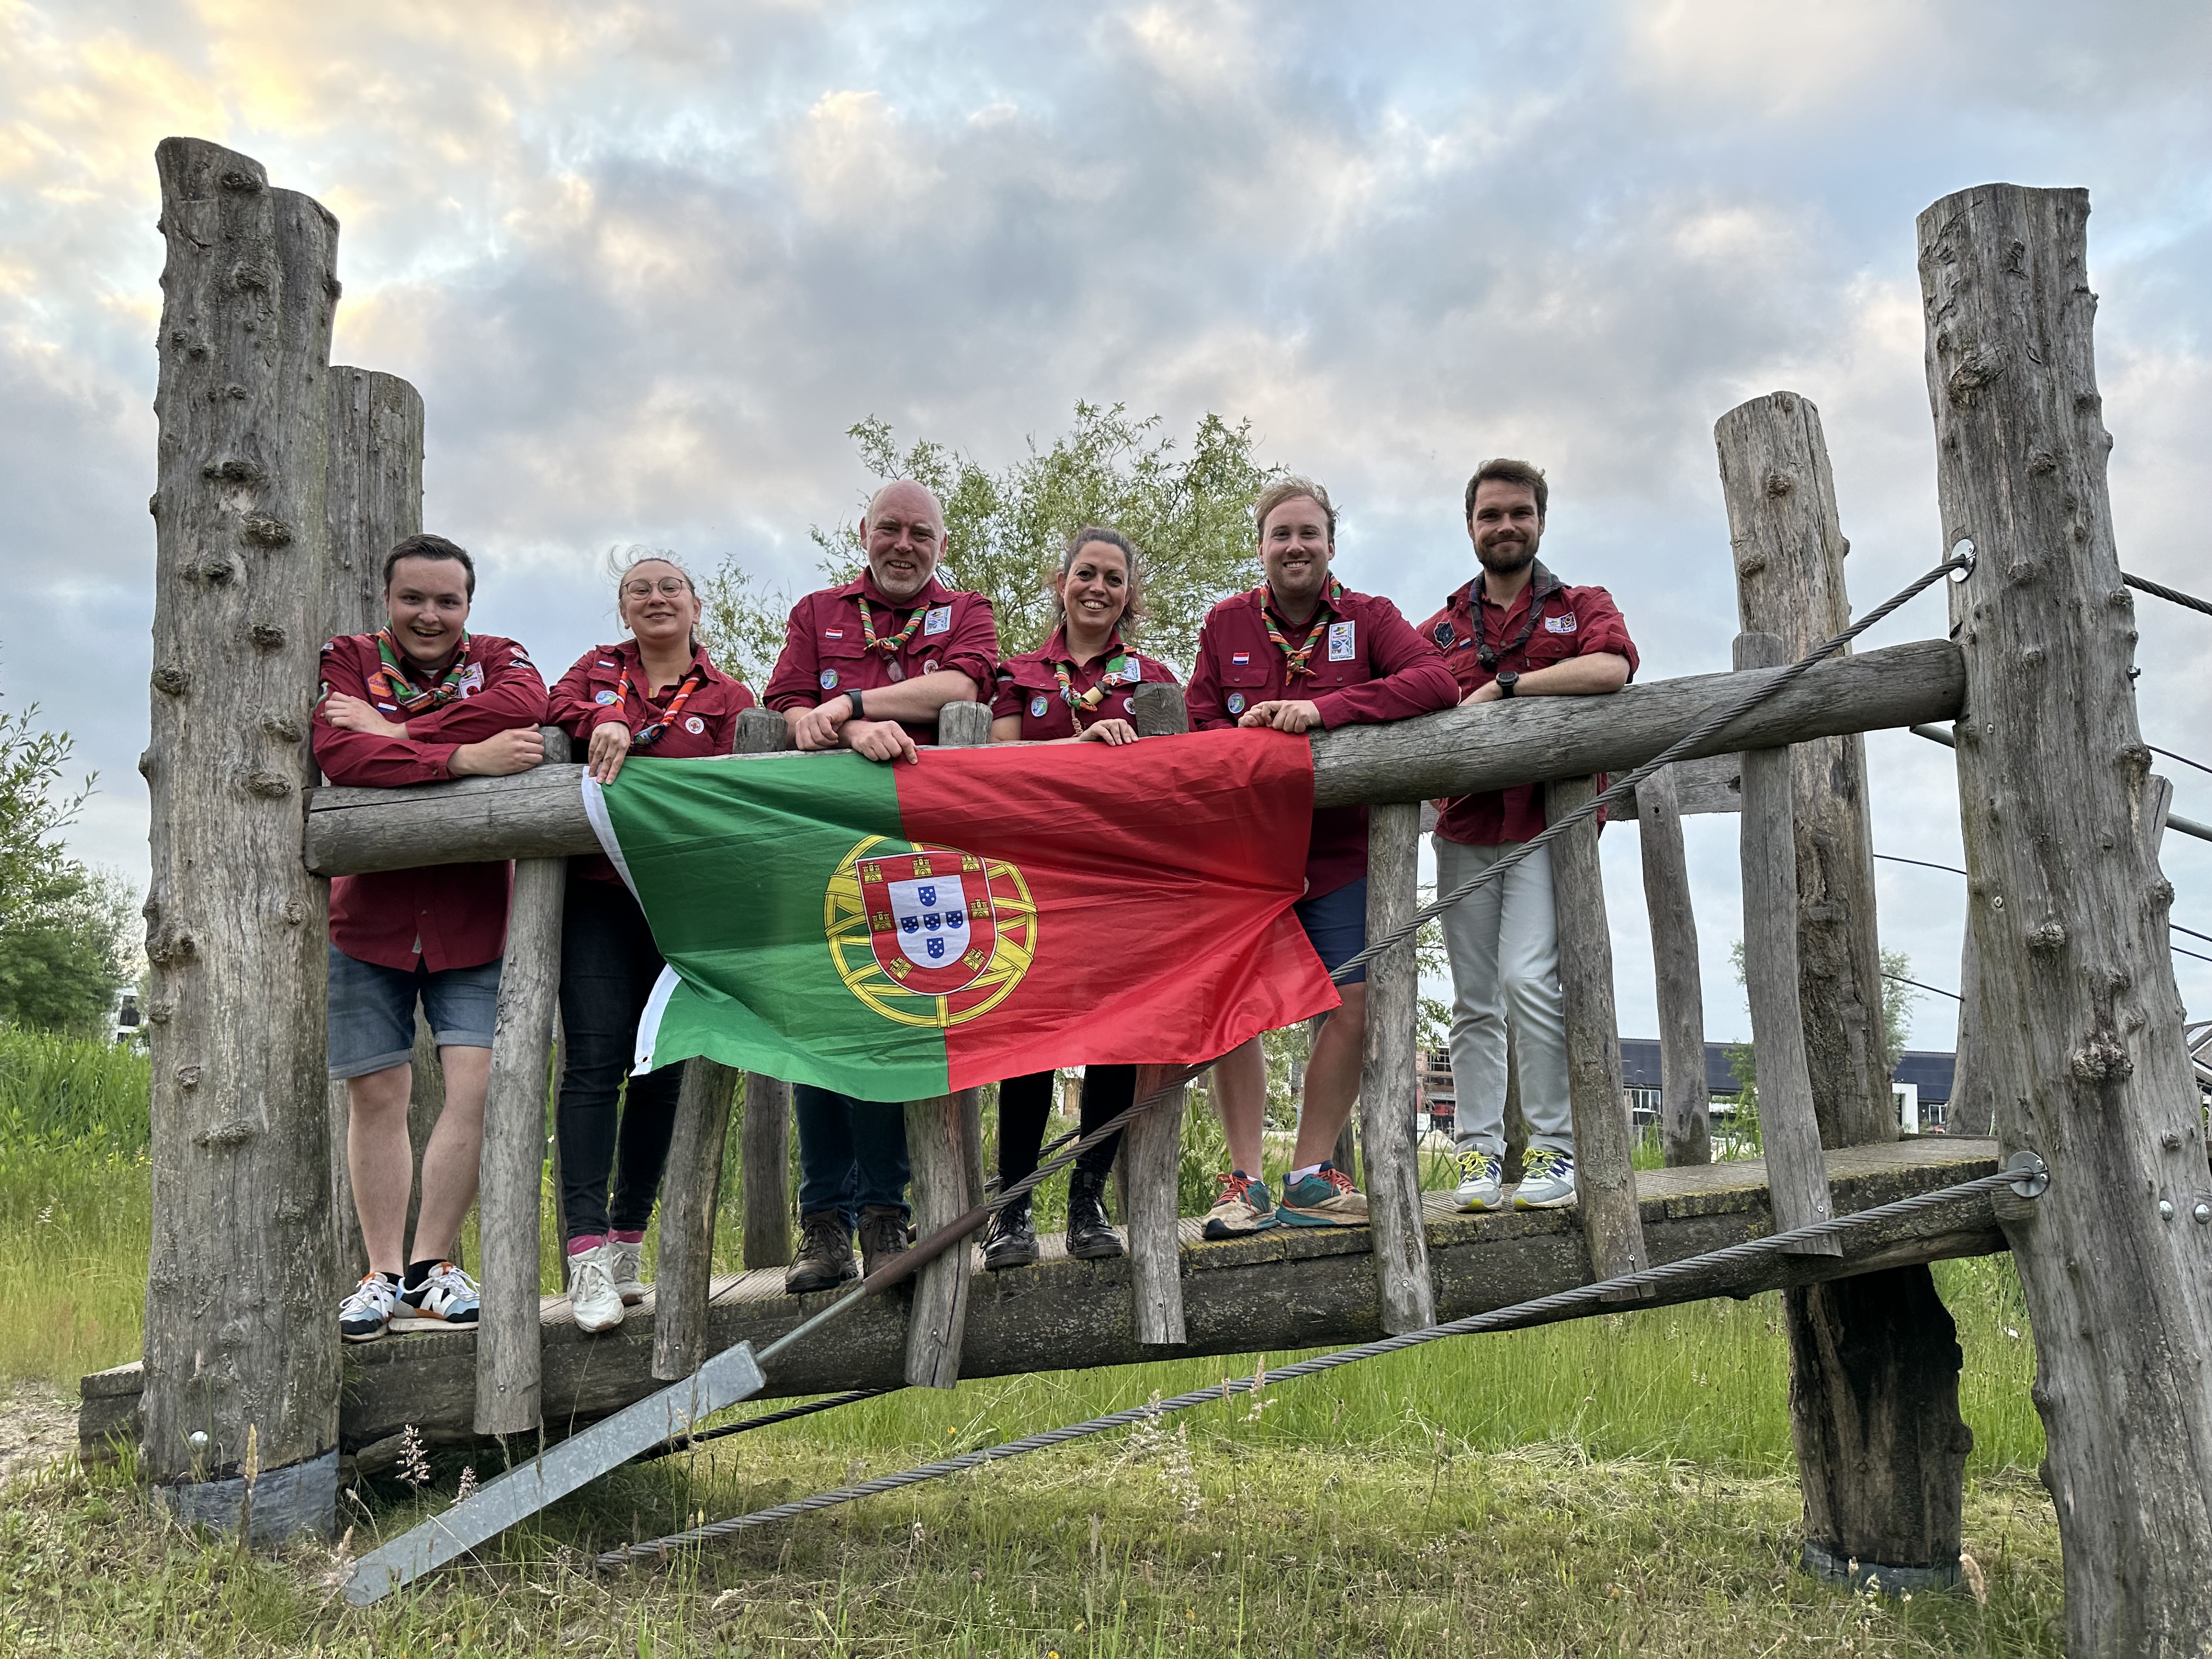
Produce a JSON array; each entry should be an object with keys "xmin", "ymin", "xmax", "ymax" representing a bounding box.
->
[{"xmin": 1433, "ymin": 835, "xmax": 1574, "ymax": 1156}]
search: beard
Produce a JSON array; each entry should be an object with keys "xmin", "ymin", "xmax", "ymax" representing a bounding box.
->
[{"xmin": 1477, "ymin": 536, "xmax": 1538, "ymax": 577}]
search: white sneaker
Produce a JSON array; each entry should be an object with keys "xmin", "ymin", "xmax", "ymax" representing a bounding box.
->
[
  {"xmin": 339, "ymin": 1273, "xmax": 398, "ymax": 1343},
  {"xmin": 567, "ymin": 1242, "xmax": 626, "ymax": 1334},
  {"xmin": 1453, "ymin": 1148, "xmax": 1504, "ymax": 1212},
  {"xmin": 610, "ymin": 1238, "xmax": 648, "ymax": 1306},
  {"xmin": 1515, "ymin": 1147, "xmax": 1579, "ymax": 1210}
]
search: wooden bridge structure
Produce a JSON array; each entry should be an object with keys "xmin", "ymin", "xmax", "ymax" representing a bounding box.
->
[{"xmin": 107, "ymin": 138, "xmax": 2212, "ymax": 1655}]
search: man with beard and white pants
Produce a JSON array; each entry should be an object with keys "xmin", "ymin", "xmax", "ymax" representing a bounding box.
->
[{"xmin": 1419, "ymin": 459, "xmax": 1638, "ymax": 1212}]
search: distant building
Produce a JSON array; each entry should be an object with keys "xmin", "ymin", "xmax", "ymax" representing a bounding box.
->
[{"xmin": 1617, "ymin": 1039, "xmax": 1960, "ymax": 1131}]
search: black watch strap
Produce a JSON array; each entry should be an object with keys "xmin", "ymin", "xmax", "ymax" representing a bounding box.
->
[
  {"xmin": 846, "ymin": 688, "xmax": 865, "ymax": 721},
  {"xmin": 1496, "ymin": 670, "xmax": 1520, "ymax": 698}
]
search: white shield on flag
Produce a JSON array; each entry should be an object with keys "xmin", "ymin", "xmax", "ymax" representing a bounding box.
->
[
  {"xmin": 857, "ymin": 849, "xmax": 997, "ymax": 995},
  {"xmin": 888, "ymin": 874, "xmax": 972, "ymax": 968}
]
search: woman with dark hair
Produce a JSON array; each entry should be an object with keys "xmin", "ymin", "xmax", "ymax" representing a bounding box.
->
[
  {"xmin": 981, "ymin": 527, "xmax": 1180, "ymax": 1268},
  {"xmin": 546, "ymin": 553, "xmax": 755, "ymax": 1332}
]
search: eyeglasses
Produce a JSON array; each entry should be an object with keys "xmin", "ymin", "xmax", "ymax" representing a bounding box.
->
[{"xmin": 622, "ymin": 577, "xmax": 692, "ymax": 599}]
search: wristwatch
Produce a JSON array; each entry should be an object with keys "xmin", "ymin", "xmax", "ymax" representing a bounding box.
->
[
  {"xmin": 845, "ymin": 688, "xmax": 865, "ymax": 721},
  {"xmin": 1494, "ymin": 670, "xmax": 1520, "ymax": 698}
]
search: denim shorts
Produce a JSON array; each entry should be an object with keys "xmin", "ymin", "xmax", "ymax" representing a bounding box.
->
[
  {"xmin": 1296, "ymin": 876, "xmax": 1369, "ymax": 986},
  {"xmin": 327, "ymin": 946, "xmax": 501, "ymax": 1080}
]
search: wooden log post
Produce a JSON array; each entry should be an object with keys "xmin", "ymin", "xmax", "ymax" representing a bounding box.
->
[
  {"xmin": 1722, "ymin": 394, "xmax": 1973, "ymax": 1588},
  {"xmin": 1541, "ymin": 777, "xmax": 1646, "ymax": 1291},
  {"xmin": 1718, "ymin": 393, "xmax": 1895, "ymax": 1147},
  {"xmin": 474, "ymin": 726, "xmax": 570, "ymax": 1436},
  {"xmin": 1920, "ymin": 182, "xmax": 2212, "ymax": 1651},
  {"xmin": 1122, "ymin": 681, "xmax": 1190, "ymax": 1345},
  {"xmin": 903, "ymin": 702, "xmax": 990, "ymax": 1390},
  {"xmin": 650, "ymin": 1060, "xmax": 740, "ymax": 1381},
  {"xmin": 318, "ymin": 366, "xmax": 425, "ymax": 1282},
  {"xmin": 1361, "ymin": 800, "xmax": 1436, "ymax": 1332},
  {"xmin": 1634, "ymin": 765, "xmax": 1711, "ymax": 1165},
  {"xmin": 1733, "ymin": 635, "xmax": 1844, "ymax": 1259},
  {"xmin": 732, "ymin": 707, "xmax": 797, "ymax": 1269},
  {"xmin": 142, "ymin": 137, "xmax": 342, "ymax": 1540}
]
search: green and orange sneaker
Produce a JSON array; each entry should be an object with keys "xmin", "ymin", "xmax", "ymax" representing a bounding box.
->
[
  {"xmin": 1202, "ymin": 1171, "xmax": 1278, "ymax": 1239},
  {"xmin": 1276, "ymin": 1164, "xmax": 1369, "ymax": 1228}
]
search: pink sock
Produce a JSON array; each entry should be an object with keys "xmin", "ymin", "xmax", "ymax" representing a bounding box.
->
[
  {"xmin": 567, "ymin": 1233, "xmax": 606, "ymax": 1256},
  {"xmin": 610, "ymin": 1228, "xmax": 646, "ymax": 1245}
]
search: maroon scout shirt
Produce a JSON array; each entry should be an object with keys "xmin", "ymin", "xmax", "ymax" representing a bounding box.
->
[
  {"xmin": 1418, "ymin": 562, "xmax": 1639, "ymax": 845},
  {"xmin": 1185, "ymin": 584, "xmax": 1459, "ymax": 896},
  {"xmin": 313, "ymin": 632, "xmax": 550, "ymax": 973},
  {"xmin": 549, "ymin": 638, "xmax": 757, "ymax": 884},
  {"xmin": 991, "ymin": 629, "xmax": 1181, "ymax": 740},
  {"xmin": 763, "ymin": 572, "xmax": 1000, "ymax": 743}
]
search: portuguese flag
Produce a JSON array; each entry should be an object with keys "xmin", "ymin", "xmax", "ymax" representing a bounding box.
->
[{"xmin": 583, "ymin": 727, "xmax": 1339, "ymax": 1101}]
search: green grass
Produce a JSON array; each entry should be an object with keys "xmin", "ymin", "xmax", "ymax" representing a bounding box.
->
[{"xmin": 0, "ymin": 1030, "xmax": 2062, "ymax": 1653}]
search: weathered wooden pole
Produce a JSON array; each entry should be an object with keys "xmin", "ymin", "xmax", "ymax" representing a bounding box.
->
[
  {"xmin": 473, "ymin": 724, "xmax": 569, "ymax": 1437},
  {"xmin": 1920, "ymin": 182, "xmax": 2212, "ymax": 1652},
  {"xmin": 1361, "ymin": 800, "xmax": 1435, "ymax": 1331},
  {"xmin": 319, "ymin": 365, "xmax": 426, "ymax": 1283},
  {"xmin": 142, "ymin": 137, "xmax": 341, "ymax": 1539},
  {"xmin": 650, "ymin": 1060, "xmax": 740, "ymax": 1381},
  {"xmin": 1541, "ymin": 777, "xmax": 1646, "ymax": 1291},
  {"xmin": 1733, "ymin": 634, "xmax": 1844, "ymax": 1259},
  {"xmin": 904, "ymin": 702, "xmax": 990, "ymax": 1389},
  {"xmin": 1634, "ymin": 765, "xmax": 1711, "ymax": 1165},
  {"xmin": 1719, "ymin": 393, "xmax": 1895, "ymax": 1147},
  {"xmin": 301, "ymin": 641, "xmax": 1967, "ymax": 876},
  {"xmin": 1121, "ymin": 681, "xmax": 1190, "ymax": 1345},
  {"xmin": 730, "ymin": 707, "xmax": 796, "ymax": 1269},
  {"xmin": 1722, "ymin": 392, "xmax": 1973, "ymax": 1589}
]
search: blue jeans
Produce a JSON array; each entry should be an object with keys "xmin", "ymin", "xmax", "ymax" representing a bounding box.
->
[{"xmin": 794, "ymin": 1085, "xmax": 910, "ymax": 1229}]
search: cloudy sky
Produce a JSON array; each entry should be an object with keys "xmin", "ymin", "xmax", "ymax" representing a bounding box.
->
[{"xmin": 6, "ymin": 0, "xmax": 2209, "ymax": 1050}]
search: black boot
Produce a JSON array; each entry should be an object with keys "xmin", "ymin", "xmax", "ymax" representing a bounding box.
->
[
  {"xmin": 1065, "ymin": 1167, "xmax": 1125, "ymax": 1261},
  {"xmin": 785, "ymin": 1211, "xmax": 855, "ymax": 1294},
  {"xmin": 981, "ymin": 1194, "xmax": 1039, "ymax": 1271}
]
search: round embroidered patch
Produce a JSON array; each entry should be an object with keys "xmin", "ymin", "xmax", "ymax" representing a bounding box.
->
[
  {"xmin": 684, "ymin": 715, "xmax": 705, "ymax": 734},
  {"xmin": 594, "ymin": 689, "xmax": 618, "ymax": 704},
  {"xmin": 820, "ymin": 668, "xmax": 839, "ymax": 690},
  {"xmin": 1226, "ymin": 691, "xmax": 1246, "ymax": 715},
  {"xmin": 1029, "ymin": 695, "xmax": 1048, "ymax": 719}
]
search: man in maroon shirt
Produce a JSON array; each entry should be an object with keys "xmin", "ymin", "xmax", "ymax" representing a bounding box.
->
[
  {"xmin": 313, "ymin": 534, "xmax": 550, "ymax": 1342},
  {"xmin": 1418, "ymin": 459, "xmax": 1637, "ymax": 1215},
  {"xmin": 763, "ymin": 480, "xmax": 1003, "ymax": 1292},
  {"xmin": 1186, "ymin": 478, "xmax": 1458, "ymax": 1235}
]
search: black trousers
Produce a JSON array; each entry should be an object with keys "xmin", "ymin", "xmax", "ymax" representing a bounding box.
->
[
  {"xmin": 996, "ymin": 1065, "xmax": 1133, "ymax": 1186},
  {"xmin": 556, "ymin": 875, "xmax": 685, "ymax": 1238}
]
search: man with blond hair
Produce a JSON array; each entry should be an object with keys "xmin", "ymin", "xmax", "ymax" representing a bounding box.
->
[{"xmin": 1184, "ymin": 478, "xmax": 1458, "ymax": 1235}]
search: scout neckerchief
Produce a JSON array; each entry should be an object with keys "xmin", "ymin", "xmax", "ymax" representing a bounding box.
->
[
  {"xmin": 616, "ymin": 652, "xmax": 709, "ymax": 751},
  {"xmin": 856, "ymin": 596, "xmax": 926, "ymax": 659},
  {"xmin": 369, "ymin": 627, "xmax": 473, "ymax": 714},
  {"xmin": 1261, "ymin": 578, "xmax": 1344, "ymax": 679},
  {"xmin": 1052, "ymin": 635, "xmax": 1139, "ymax": 723}
]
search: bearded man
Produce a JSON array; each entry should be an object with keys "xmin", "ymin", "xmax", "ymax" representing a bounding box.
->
[{"xmin": 1419, "ymin": 459, "xmax": 1638, "ymax": 1215}]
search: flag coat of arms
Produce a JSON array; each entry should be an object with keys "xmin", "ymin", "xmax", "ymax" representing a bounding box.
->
[{"xmin": 583, "ymin": 727, "xmax": 1339, "ymax": 1099}]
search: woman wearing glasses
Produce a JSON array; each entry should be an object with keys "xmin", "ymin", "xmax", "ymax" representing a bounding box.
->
[{"xmin": 546, "ymin": 554, "xmax": 756, "ymax": 1332}]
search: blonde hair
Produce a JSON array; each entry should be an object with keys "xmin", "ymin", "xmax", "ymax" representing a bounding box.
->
[
  {"xmin": 1047, "ymin": 526, "xmax": 1147, "ymax": 637},
  {"xmin": 1253, "ymin": 477, "xmax": 1336, "ymax": 542}
]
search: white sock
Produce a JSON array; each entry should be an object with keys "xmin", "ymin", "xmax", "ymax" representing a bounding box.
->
[{"xmin": 1288, "ymin": 1163, "xmax": 1323, "ymax": 1184}]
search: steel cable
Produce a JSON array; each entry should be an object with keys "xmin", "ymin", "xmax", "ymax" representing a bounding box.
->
[
  {"xmin": 597, "ymin": 1165, "xmax": 2032, "ymax": 1567},
  {"xmin": 1329, "ymin": 549, "xmax": 1972, "ymax": 980},
  {"xmin": 2124, "ymin": 571, "xmax": 2212, "ymax": 620}
]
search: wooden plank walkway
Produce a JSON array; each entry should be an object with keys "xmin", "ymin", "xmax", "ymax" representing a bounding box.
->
[{"xmin": 81, "ymin": 1139, "xmax": 2005, "ymax": 1459}]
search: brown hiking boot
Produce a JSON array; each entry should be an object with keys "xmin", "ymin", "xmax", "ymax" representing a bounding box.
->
[
  {"xmin": 857, "ymin": 1204, "xmax": 910, "ymax": 1278},
  {"xmin": 784, "ymin": 1211, "xmax": 856, "ymax": 1294}
]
